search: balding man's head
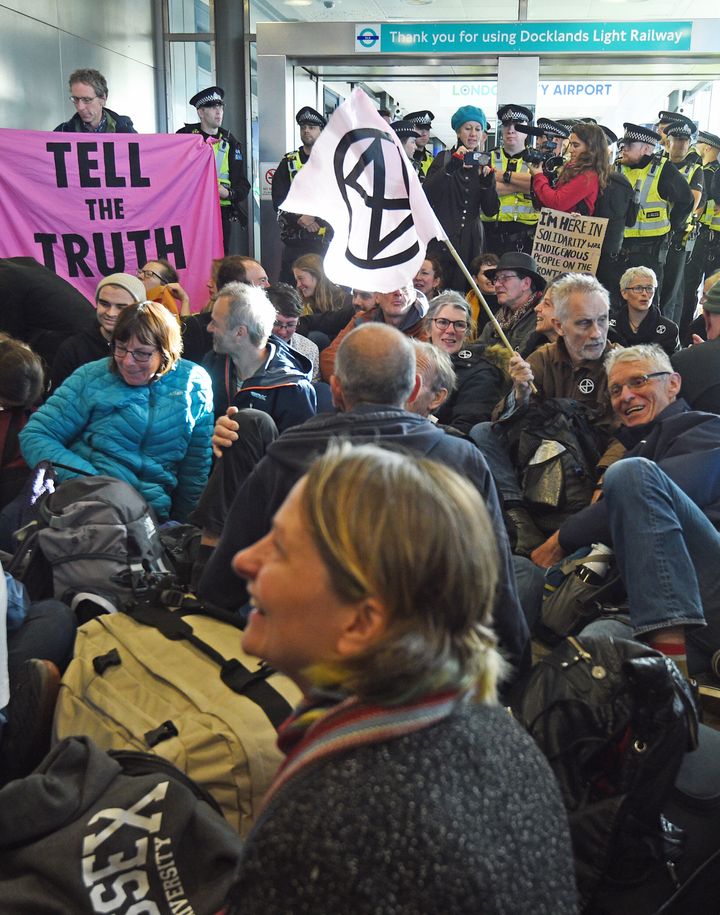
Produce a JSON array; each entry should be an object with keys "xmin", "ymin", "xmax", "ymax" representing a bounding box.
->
[{"xmin": 333, "ymin": 324, "xmax": 417, "ymax": 410}]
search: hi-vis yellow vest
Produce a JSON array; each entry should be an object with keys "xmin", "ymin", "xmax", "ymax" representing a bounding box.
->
[
  {"xmin": 418, "ymin": 149, "xmax": 434, "ymax": 176},
  {"xmin": 700, "ymin": 162, "xmax": 720, "ymax": 232},
  {"xmin": 284, "ymin": 150, "xmax": 326, "ymax": 237},
  {"xmin": 620, "ymin": 157, "xmax": 671, "ymax": 239},
  {"xmin": 213, "ymin": 138, "xmax": 231, "ymax": 207},
  {"xmin": 481, "ymin": 148, "xmax": 538, "ymax": 226}
]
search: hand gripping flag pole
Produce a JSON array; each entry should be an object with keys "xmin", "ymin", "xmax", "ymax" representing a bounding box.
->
[{"xmin": 279, "ymin": 87, "xmax": 518, "ymax": 356}]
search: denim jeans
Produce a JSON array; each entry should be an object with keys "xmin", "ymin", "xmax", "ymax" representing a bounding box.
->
[
  {"xmin": 603, "ymin": 457, "xmax": 720, "ymax": 674},
  {"xmin": 469, "ymin": 422, "xmax": 523, "ymax": 504}
]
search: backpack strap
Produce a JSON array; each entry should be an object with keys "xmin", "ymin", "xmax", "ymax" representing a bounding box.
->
[{"xmin": 124, "ymin": 602, "xmax": 292, "ymax": 729}]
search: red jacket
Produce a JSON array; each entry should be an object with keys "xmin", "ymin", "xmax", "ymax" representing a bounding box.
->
[{"xmin": 533, "ymin": 170, "xmax": 599, "ymax": 216}]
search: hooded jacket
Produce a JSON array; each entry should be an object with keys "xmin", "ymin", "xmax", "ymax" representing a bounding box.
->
[
  {"xmin": 203, "ymin": 335, "xmax": 316, "ymax": 430},
  {"xmin": 199, "ymin": 404, "xmax": 531, "ymax": 685}
]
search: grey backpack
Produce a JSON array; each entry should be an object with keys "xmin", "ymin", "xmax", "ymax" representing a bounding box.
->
[{"xmin": 9, "ymin": 474, "xmax": 171, "ymax": 612}]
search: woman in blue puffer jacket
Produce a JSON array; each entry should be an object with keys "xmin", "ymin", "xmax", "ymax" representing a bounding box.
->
[{"xmin": 20, "ymin": 301, "xmax": 213, "ymax": 522}]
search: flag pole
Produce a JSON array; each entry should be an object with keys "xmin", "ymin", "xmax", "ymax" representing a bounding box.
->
[
  {"xmin": 441, "ymin": 238, "xmax": 538, "ymax": 394},
  {"xmin": 442, "ymin": 239, "xmax": 516, "ymax": 353}
]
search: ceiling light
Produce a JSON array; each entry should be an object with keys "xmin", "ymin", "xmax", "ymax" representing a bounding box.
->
[{"xmin": 284, "ymin": 0, "xmax": 313, "ymax": 6}]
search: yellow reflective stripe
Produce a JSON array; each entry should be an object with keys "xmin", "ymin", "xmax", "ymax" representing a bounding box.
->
[
  {"xmin": 481, "ymin": 148, "xmax": 538, "ymax": 224},
  {"xmin": 214, "ymin": 139, "xmax": 231, "ymax": 207},
  {"xmin": 621, "ymin": 159, "xmax": 671, "ymax": 238},
  {"xmin": 287, "ymin": 150, "xmax": 303, "ymax": 180}
]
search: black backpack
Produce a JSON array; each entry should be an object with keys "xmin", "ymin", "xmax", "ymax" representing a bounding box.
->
[
  {"xmin": 513, "ymin": 635, "xmax": 701, "ymax": 913},
  {"xmin": 595, "ymin": 172, "xmax": 638, "ymax": 257},
  {"xmin": 8, "ymin": 473, "xmax": 171, "ymax": 610}
]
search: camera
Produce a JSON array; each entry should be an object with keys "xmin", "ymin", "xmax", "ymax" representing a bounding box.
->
[
  {"xmin": 464, "ymin": 151, "xmax": 491, "ymax": 167},
  {"xmin": 522, "ymin": 142, "xmax": 555, "ymax": 166},
  {"xmin": 323, "ymin": 0, "xmax": 335, "ymax": 7},
  {"xmin": 522, "ymin": 142, "xmax": 565, "ymax": 182}
]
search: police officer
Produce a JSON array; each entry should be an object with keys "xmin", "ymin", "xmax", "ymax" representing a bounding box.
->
[
  {"xmin": 391, "ymin": 121, "xmax": 421, "ymax": 170},
  {"xmin": 272, "ymin": 106, "xmax": 329, "ymax": 284},
  {"xmin": 617, "ymin": 122, "xmax": 694, "ymax": 302},
  {"xmin": 176, "ymin": 87, "xmax": 250, "ymax": 255},
  {"xmin": 482, "ymin": 104, "xmax": 539, "ymax": 257},
  {"xmin": 594, "ymin": 125, "xmax": 634, "ymax": 308},
  {"xmin": 404, "ymin": 110, "xmax": 434, "ymax": 181},
  {"xmin": 659, "ymin": 120, "xmax": 704, "ymax": 327},
  {"xmin": 682, "ymin": 129, "xmax": 720, "ymax": 339},
  {"xmin": 535, "ymin": 117, "xmax": 570, "ymax": 158},
  {"xmin": 656, "ymin": 111, "xmax": 700, "ymax": 160}
]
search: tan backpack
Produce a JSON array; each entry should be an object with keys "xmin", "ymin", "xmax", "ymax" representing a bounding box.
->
[{"xmin": 54, "ymin": 601, "xmax": 302, "ymax": 836}]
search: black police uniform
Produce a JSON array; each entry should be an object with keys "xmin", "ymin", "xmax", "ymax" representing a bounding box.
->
[
  {"xmin": 683, "ymin": 147, "xmax": 720, "ymax": 334},
  {"xmin": 618, "ymin": 153, "xmax": 694, "ymax": 303},
  {"xmin": 272, "ymin": 107, "xmax": 330, "ymax": 284},
  {"xmin": 176, "ymin": 123, "xmax": 250, "ymax": 255},
  {"xmin": 658, "ymin": 151, "xmax": 704, "ymax": 326}
]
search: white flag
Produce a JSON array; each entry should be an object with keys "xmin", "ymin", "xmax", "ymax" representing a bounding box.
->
[{"xmin": 280, "ymin": 88, "xmax": 447, "ymax": 293}]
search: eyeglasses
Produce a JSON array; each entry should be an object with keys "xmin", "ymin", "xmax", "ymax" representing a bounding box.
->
[
  {"xmin": 69, "ymin": 95, "xmax": 99, "ymax": 105},
  {"xmin": 432, "ymin": 317, "xmax": 470, "ymax": 333},
  {"xmin": 624, "ymin": 285, "xmax": 656, "ymax": 295},
  {"xmin": 113, "ymin": 343, "xmax": 158, "ymax": 364},
  {"xmin": 608, "ymin": 371, "xmax": 670, "ymax": 398},
  {"xmin": 273, "ymin": 319, "xmax": 298, "ymax": 331},
  {"xmin": 137, "ymin": 269, "xmax": 165, "ymax": 284},
  {"xmin": 493, "ymin": 272, "xmax": 522, "ymax": 285}
]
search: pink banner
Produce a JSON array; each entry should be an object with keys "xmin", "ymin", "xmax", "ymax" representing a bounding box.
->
[{"xmin": 0, "ymin": 129, "xmax": 224, "ymax": 311}]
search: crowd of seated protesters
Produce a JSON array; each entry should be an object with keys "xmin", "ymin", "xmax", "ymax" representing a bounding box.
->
[{"xmin": 4, "ymin": 225, "xmax": 720, "ymax": 911}]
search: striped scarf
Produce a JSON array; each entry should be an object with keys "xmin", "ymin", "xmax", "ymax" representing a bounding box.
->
[{"xmin": 260, "ymin": 688, "xmax": 466, "ymax": 814}]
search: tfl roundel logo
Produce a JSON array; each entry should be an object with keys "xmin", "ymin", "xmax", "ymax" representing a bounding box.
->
[{"xmin": 356, "ymin": 25, "xmax": 380, "ymax": 51}]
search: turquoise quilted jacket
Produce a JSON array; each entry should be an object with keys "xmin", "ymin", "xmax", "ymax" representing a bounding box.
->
[{"xmin": 20, "ymin": 357, "xmax": 213, "ymax": 522}]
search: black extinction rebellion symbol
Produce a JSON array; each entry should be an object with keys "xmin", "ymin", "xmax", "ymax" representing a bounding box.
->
[{"xmin": 333, "ymin": 127, "xmax": 419, "ymax": 268}]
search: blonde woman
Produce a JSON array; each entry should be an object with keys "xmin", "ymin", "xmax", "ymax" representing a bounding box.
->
[{"xmin": 224, "ymin": 444, "xmax": 577, "ymax": 915}]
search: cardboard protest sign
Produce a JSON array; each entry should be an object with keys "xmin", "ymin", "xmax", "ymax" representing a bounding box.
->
[
  {"xmin": 0, "ymin": 130, "xmax": 223, "ymax": 309},
  {"xmin": 531, "ymin": 208, "xmax": 608, "ymax": 280}
]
